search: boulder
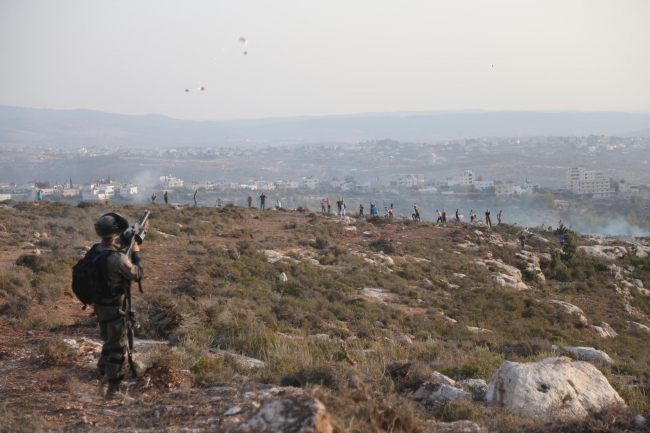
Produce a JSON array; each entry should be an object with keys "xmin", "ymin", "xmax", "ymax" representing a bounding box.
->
[
  {"xmin": 307, "ymin": 334, "xmax": 329, "ymax": 342},
  {"xmin": 430, "ymin": 371, "xmax": 456, "ymax": 386},
  {"xmin": 579, "ymin": 245, "xmax": 626, "ymax": 260},
  {"xmin": 483, "ymin": 260, "xmax": 522, "ymax": 279},
  {"xmin": 548, "ymin": 300, "xmax": 589, "ymax": 326},
  {"xmin": 588, "ymin": 322, "xmax": 617, "ymax": 338},
  {"xmin": 467, "ymin": 326, "xmax": 493, "ymax": 334},
  {"xmin": 226, "ymin": 395, "xmax": 332, "ymax": 433},
  {"xmin": 279, "ymin": 272, "xmax": 288, "ymax": 282},
  {"xmin": 457, "ymin": 379, "xmax": 488, "ymax": 400},
  {"xmin": 412, "ymin": 383, "xmax": 470, "ymax": 404},
  {"xmin": 426, "ymin": 420, "xmax": 487, "ymax": 433},
  {"xmin": 485, "ymin": 357, "xmax": 624, "ymax": 421},
  {"xmin": 395, "ymin": 334, "xmax": 413, "ymax": 345},
  {"xmin": 490, "ymin": 273, "xmax": 529, "ymax": 291},
  {"xmin": 627, "ymin": 321, "xmax": 650, "ymax": 332},
  {"xmin": 565, "ymin": 347, "xmax": 614, "ymax": 364}
]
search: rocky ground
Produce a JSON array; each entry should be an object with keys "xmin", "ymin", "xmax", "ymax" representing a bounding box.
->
[{"xmin": 0, "ymin": 200, "xmax": 649, "ymax": 432}]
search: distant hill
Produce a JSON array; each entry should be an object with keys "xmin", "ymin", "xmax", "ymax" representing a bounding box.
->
[{"xmin": 1, "ymin": 105, "xmax": 649, "ymax": 148}]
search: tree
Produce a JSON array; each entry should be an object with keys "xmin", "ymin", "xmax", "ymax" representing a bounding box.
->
[
  {"xmin": 35, "ymin": 181, "xmax": 50, "ymax": 189},
  {"xmin": 610, "ymin": 178, "xmax": 619, "ymax": 191},
  {"xmin": 344, "ymin": 176, "xmax": 357, "ymax": 185}
]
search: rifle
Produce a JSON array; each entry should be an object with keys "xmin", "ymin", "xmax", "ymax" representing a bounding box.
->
[{"xmin": 122, "ymin": 210, "xmax": 150, "ymax": 378}]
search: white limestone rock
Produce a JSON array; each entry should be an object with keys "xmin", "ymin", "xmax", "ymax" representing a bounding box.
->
[
  {"xmin": 395, "ymin": 334, "xmax": 413, "ymax": 345},
  {"xmin": 226, "ymin": 395, "xmax": 332, "ymax": 433},
  {"xmin": 548, "ymin": 300, "xmax": 589, "ymax": 326},
  {"xmin": 483, "ymin": 260, "xmax": 522, "ymax": 279},
  {"xmin": 413, "ymin": 383, "xmax": 470, "ymax": 403},
  {"xmin": 485, "ymin": 357, "xmax": 624, "ymax": 421},
  {"xmin": 579, "ymin": 245, "xmax": 627, "ymax": 260},
  {"xmin": 565, "ymin": 347, "xmax": 614, "ymax": 364},
  {"xmin": 588, "ymin": 322, "xmax": 618, "ymax": 338}
]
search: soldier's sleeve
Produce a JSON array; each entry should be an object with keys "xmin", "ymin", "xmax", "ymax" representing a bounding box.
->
[{"xmin": 117, "ymin": 252, "xmax": 144, "ymax": 282}]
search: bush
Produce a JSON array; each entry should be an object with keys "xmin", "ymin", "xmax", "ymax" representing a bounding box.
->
[
  {"xmin": 432, "ymin": 401, "xmax": 475, "ymax": 422},
  {"xmin": 39, "ymin": 340, "xmax": 69, "ymax": 366}
]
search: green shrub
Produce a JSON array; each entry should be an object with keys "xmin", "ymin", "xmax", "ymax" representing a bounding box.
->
[
  {"xmin": 39, "ymin": 340, "xmax": 69, "ymax": 366},
  {"xmin": 432, "ymin": 401, "xmax": 476, "ymax": 422}
]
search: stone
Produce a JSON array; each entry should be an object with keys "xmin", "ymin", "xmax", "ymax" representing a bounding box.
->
[
  {"xmin": 565, "ymin": 347, "xmax": 614, "ymax": 364},
  {"xmin": 453, "ymin": 273, "xmax": 466, "ymax": 278},
  {"xmin": 588, "ymin": 322, "xmax": 617, "ymax": 338},
  {"xmin": 412, "ymin": 383, "xmax": 470, "ymax": 403},
  {"xmin": 531, "ymin": 235, "xmax": 549, "ymax": 243},
  {"xmin": 430, "ymin": 371, "xmax": 456, "ymax": 386},
  {"xmin": 32, "ymin": 249, "xmax": 41, "ymax": 255},
  {"xmin": 627, "ymin": 279, "xmax": 644, "ymax": 289},
  {"xmin": 226, "ymin": 395, "xmax": 332, "ymax": 433},
  {"xmin": 467, "ymin": 326, "xmax": 493, "ymax": 334},
  {"xmin": 548, "ymin": 300, "xmax": 589, "ymax": 326},
  {"xmin": 395, "ymin": 334, "xmax": 412, "ymax": 345},
  {"xmin": 457, "ymin": 379, "xmax": 488, "ymax": 400},
  {"xmin": 307, "ymin": 334, "xmax": 329, "ymax": 341},
  {"xmin": 225, "ymin": 406, "xmax": 243, "ymax": 416},
  {"xmin": 490, "ymin": 273, "xmax": 528, "ymax": 291},
  {"xmin": 633, "ymin": 414, "xmax": 647, "ymax": 427},
  {"xmin": 426, "ymin": 420, "xmax": 486, "ymax": 433},
  {"xmin": 579, "ymin": 245, "xmax": 626, "ymax": 260},
  {"xmin": 483, "ymin": 260, "xmax": 522, "ymax": 279},
  {"xmin": 485, "ymin": 357, "xmax": 624, "ymax": 421},
  {"xmin": 278, "ymin": 272, "xmax": 288, "ymax": 282},
  {"xmin": 374, "ymin": 320, "xmax": 384, "ymax": 327},
  {"xmin": 627, "ymin": 321, "xmax": 650, "ymax": 332}
]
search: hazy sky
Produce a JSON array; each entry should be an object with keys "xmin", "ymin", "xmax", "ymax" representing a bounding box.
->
[{"xmin": 1, "ymin": 0, "xmax": 649, "ymax": 120}]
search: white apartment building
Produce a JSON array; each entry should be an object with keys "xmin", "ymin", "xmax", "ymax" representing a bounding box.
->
[
  {"xmin": 565, "ymin": 167, "xmax": 614, "ymax": 197},
  {"xmin": 95, "ymin": 185, "xmax": 115, "ymax": 197},
  {"xmin": 494, "ymin": 181, "xmax": 515, "ymax": 197},
  {"xmin": 190, "ymin": 181, "xmax": 216, "ymax": 190},
  {"xmin": 119, "ymin": 184, "xmax": 138, "ymax": 197},
  {"xmin": 459, "ymin": 170, "xmax": 474, "ymax": 186},
  {"xmin": 275, "ymin": 179, "xmax": 299, "ymax": 189},
  {"xmin": 397, "ymin": 174, "xmax": 424, "ymax": 187},
  {"xmin": 0, "ymin": 194, "xmax": 11, "ymax": 201},
  {"xmin": 618, "ymin": 180, "xmax": 640, "ymax": 194},
  {"xmin": 302, "ymin": 176, "xmax": 319, "ymax": 189},
  {"xmin": 255, "ymin": 180, "xmax": 276, "ymax": 190},
  {"xmin": 474, "ymin": 181, "xmax": 494, "ymax": 191},
  {"xmin": 159, "ymin": 175, "xmax": 184, "ymax": 189},
  {"xmin": 82, "ymin": 188, "xmax": 106, "ymax": 201}
]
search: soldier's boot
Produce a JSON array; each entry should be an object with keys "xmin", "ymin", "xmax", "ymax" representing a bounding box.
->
[{"xmin": 104, "ymin": 380, "xmax": 124, "ymax": 400}]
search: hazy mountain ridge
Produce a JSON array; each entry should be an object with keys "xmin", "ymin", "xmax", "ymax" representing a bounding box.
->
[{"xmin": 1, "ymin": 105, "xmax": 650, "ymax": 148}]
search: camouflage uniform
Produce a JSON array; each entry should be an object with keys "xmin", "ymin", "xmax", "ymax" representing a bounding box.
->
[{"xmin": 94, "ymin": 240, "xmax": 143, "ymax": 384}]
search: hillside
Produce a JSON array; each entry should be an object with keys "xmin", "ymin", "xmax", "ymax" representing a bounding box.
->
[
  {"xmin": 2, "ymin": 105, "xmax": 650, "ymax": 148},
  {"xmin": 0, "ymin": 201, "xmax": 649, "ymax": 432}
]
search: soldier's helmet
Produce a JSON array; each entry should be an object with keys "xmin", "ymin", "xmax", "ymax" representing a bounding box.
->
[{"xmin": 95, "ymin": 212, "xmax": 129, "ymax": 238}]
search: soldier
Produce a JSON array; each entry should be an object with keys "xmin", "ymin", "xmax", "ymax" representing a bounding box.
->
[{"xmin": 93, "ymin": 213, "xmax": 147, "ymax": 399}]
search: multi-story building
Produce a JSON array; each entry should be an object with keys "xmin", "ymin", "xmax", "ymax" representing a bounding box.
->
[
  {"xmin": 159, "ymin": 175, "xmax": 184, "ymax": 189},
  {"xmin": 0, "ymin": 194, "xmax": 11, "ymax": 201},
  {"xmin": 565, "ymin": 167, "xmax": 614, "ymax": 197},
  {"xmin": 618, "ymin": 180, "xmax": 640, "ymax": 194},
  {"xmin": 397, "ymin": 174, "xmax": 424, "ymax": 187},
  {"xmin": 459, "ymin": 170, "xmax": 474, "ymax": 186},
  {"xmin": 302, "ymin": 176, "xmax": 319, "ymax": 189},
  {"xmin": 494, "ymin": 181, "xmax": 515, "ymax": 197},
  {"xmin": 275, "ymin": 179, "xmax": 299, "ymax": 189},
  {"xmin": 474, "ymin": 181, "xmax": 494, "ymax": 191},
  {"xmin": 119, "ymin": 184, "xmax": 138, "ymax": 197}
]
